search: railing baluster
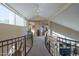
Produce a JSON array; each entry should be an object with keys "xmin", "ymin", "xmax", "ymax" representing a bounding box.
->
[
  {"xmin": 65, "ymin": 39, "xmax": 67, "ymax": 45},
  {"xmin": 49, "ymin": 40, "xmax": 50, "ymax": 53},
  {"xmin": 46, "ymin": 36, "xmax": 79, "ymax": 56},
  {"xmin": 20, "ymin": 37, "xmax": 23, "ymax": 56},
  {"xmin": 2, "ymin": 42, "xmax": 3, "ymax": 56},
  {"xmin": 58, "ymin": 37, "xmax": 60, "ymax": 56},
  {"xmin": 11, "ymin": 40, "xmax": 13, "ymax": 47},
  {"xmin": 24, "ymin": 36, "xmax": 26, "ymax": 56},
  {"xmin": 76, "ymin": 43, "xmax": 77, "ymax": 56},
  {"xmin": 74, "ymin": 42, "xmax": 77, "ymax": 56},
  {"xmin": 18, "ymin": 38, "xmax": 19, "ymax": 48},
  {"xmin": 12, "ymin": 39, "xmax": 14, "ymax": 56},
  {"xmin": 12, "ymin": 40, "xmax": 14, "ymax": 47},
  {"xmin": 70, "ymin": 41, "xmax": 71, "ymax": 56},
  {"xmin": 7, "ymin": 41, "xmax": 8, "ymax": 55},
  {"xmin": 15, "ymin": 39, "xmax": 17, "ymax": 56},
  {"xmin": 22, "ymin": 39, "xmax": 24, "ymax": 51},
  {"xmin": 62, "ymin": 39, "xmax": 63, "ymax": 45},
  {"xmin": 0, "ymin": 35, "xmax": 33, "ymax": 56}
]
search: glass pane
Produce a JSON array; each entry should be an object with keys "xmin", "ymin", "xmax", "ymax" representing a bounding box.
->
[
  {"xmin": 9, "ymin": 12, "xmax": 15, "ymax": 25},
  {"xmin": 24, "ymin": 20, "xmax": 27, "ymax": 26},
  {"xmin": 21, "ymin": 18, "xmax": 24, "ymax": 26},
  {"xmin": 16, "ymin": 15, "xmax": 24, "ymax": 26},
  {"xmin": 0, "ymin": 4, "xmax": 10, "ymax": 24}
]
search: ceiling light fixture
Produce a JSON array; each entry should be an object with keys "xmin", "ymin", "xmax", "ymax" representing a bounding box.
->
[{"xmin": 36, "ymin": 4, "xmax": 40, "ymax": 15}]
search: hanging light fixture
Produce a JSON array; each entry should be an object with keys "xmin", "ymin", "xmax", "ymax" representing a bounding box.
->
[{"xmin": 36, "ymin": 4, "xmax": 40, "ymax": 15}]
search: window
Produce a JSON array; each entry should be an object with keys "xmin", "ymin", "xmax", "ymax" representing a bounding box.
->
[
  {"xmin": 0, "ymin": 4, "xmax": 10, "ymax": 24},
  {"xmin": 0, "ymin": 4, "xmax": 27, "ymax": 27},
  {"xmin": 24, "ymin": 20, "xmax": 27, "ymax": 26},
  {"xmin": 16, "ymin": 15, "xmax": 24, "ymax": 26},
  {"xmin": 0, "ymin": 4, "xmax": 16, "ymax": 25},
  {"xmin": 9, "ymin": 12, "xmax": 15, "ymax": 25}
]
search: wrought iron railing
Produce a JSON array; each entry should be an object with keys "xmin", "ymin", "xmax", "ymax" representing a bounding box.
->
[
  {"xmin": 0, "ymin": 33, "xmax": 33, "ymax": 56},
  {"xmin": 45, "ymin": 35, "xmax": 79, "ymax": 56}
]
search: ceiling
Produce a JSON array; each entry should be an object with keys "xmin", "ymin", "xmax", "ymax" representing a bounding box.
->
[
  {"xmin": 7, "ymin": 3, "xmax": 66, "ymax": 19},
  {"xmin": 6, "ymin": 3, "xmax": 79, "ymax": 32}
]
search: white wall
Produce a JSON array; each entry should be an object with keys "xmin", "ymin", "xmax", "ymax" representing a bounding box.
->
[
  {"xmin": 0, "ymin": 23, "xmax": 27, "ymax": 41},
  {"xmin": 51, "ymin": 22, "xmax": 79, "ymax": 41},
  {"xmin": 52, "ymin": 4, "xmax": 79, "ymax": 32}
]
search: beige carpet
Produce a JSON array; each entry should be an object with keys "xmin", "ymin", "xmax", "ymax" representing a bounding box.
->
[{"xmin": 27, "ymin": 36, "xmax": 51, "ymax": 56}]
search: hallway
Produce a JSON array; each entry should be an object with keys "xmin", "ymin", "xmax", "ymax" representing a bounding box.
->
[
  {"xmin": 27, "ymin": 36, "xmax": 51, "ymax": 56},
  {"xmin": 0, "ymin": 3, "xmax": 79, "ymax": 56}
]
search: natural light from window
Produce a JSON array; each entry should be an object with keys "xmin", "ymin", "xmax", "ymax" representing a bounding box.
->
[{"xmin": 0, "ymin": 4, "xmax": 27, "ymax": 26}]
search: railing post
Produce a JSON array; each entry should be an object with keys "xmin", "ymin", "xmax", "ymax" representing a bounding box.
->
[
  {"xmin": 45, "ymin": 36, "xmax": 46, "ymax": 46},
  {"xmin": 2, "ymin": 42, "xmax": 3, "ymax": 56},
  {"xmin": 24, "ymin": 36, "xmax": 26, "ymax": 56},
  {"xmin": 7, "ymin": 41, "xmax": 9, "ymax": 55},
  {"xmin": 74, "ymin": 43, "xmax": 77, "ymax": 56},
  {"xmin": 58, "ymin": 38, "xmax": 60, "ymax": 56},
  {"xmin": 15, "ymin": 40, "xmax": 17, "ymax": 56},
  {"xmin": 70, "ymin": 41, "xmax": 71, "ymax": 56},
  {"xmin": 49, "ymin": 40, "xmax": 50, "ymax": 53},
  {"xmin": 31, "ymin": 33, "xmax": 33, "ymax": 46},
  {"xmin": 45, "ymin": 34, "xmax": 47, "ymax": 45}
]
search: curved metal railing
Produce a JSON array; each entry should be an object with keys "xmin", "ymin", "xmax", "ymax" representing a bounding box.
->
[
  {"xmin": 0, "ymin": 33, "xmax": 33, "ymax": 56},
  {"xmin": 45, "ymin": 35, "xmax": 79, "ymax": 56}
]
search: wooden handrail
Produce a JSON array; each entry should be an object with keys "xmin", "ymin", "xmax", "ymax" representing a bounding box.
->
[
  {"xmin": 48, "ymin": 35, "xmax": 79, "ymax": 43},
  {"xmin": 45, "ymin": 35, "xmax": 79, "ymax": 56},
  {"xmin": 0, "ymin": 39, "xmax": 22, "ymax": 47},
  {"xmin": 57, "ymin": 37, "xmax": 79, "ymax": 43},
  {"xmin": 0, "ymin": 35, "xmax": 26, "ymax": 42},
  {"xmin": 0, "ymin": 33, "xmax": 33, "ymax": 56}
]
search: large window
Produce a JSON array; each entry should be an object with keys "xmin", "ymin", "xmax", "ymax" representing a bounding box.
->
[
  {"xmin": 24, "ymin": 20, "xmax": 27, "ymax": 26},
  {"xmin": 9, "ymin": 12, "xmax": 15, "ymax": 25},
  {"xmin": 0, "ymin": 4, "xmax": 27, "ymax": 27},
  {"xmin": 0, "ymin": 4, "xmax": 15, "ymax": 25},
  {"xmin": 0, "ymin": 4, "xmax": 10, "ymax": 24},
  {"xmin": 16, "ymin": 15, "xmax": 25, "ymax": 26}
]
